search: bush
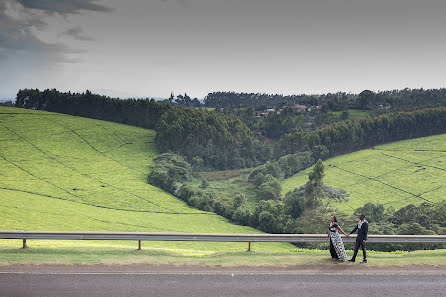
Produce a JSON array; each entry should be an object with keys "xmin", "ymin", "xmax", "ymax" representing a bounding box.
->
[
  {"xmin": 147, "ymin": 153, "xmax": 192, "ymax": 194},
  {"xmin": 191, "ymin": 156, "xmax": 204, "ymax": 170},
  {"xmin": 233, "ymin": 194, "xmax": 247, "ymax": 210},
  {"xmin": 200, "ymin": 179, "xmax": 209, "ymax": 189},
  {"xmin": 258, "ymin": 211, "xmax": 275, "ymax": 232},
  {"xmin": 153, "ymin": 153, "xmax": 192, "ymax": 180},
  {"xmin": 188, "ymin": 194, "xmax": 213, "ymax": 212},
  {"xmin": 147, "ymin": 167, "xmax": 172, "ymax": 192},
  {"xmin": 212, "ymin": 198, "xmax": 233, "ymax": 218},
  {"xmin": 273, "ymin": 214, "xmax": 296, "ymax": 233},
  {"xmin": 355, "ymin": 203, "xmax": 386, "ymax": 223},
  {"xmin": 232, "ymin": 206, "xmax": 251, "ymax": 225},
  {"xmin": 251, "ymin": 200, "xmax": 279, "ymax": 228},
  {"xmin": 248, "ymin": 151, "xmax": 314, "ymax": 184},
  {"xmin": 264, "ymin": 161, "xmax": 281, "ymax": 178},
  {"xmin": 178, "ymin": 185, "xmax": 194, "ymax": 202},
  {"xmin": 283, "ymin": 187, "xmax": 305, "ymax": 218},
  {"xmin": 397, "ymin": 223, "xmax": 435, "ymax": 235},
  {"xmin": 257, "ymin": 183, "xmax": 279, "ymax": 200}
]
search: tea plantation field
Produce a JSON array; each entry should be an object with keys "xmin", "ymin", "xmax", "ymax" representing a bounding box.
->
[
  {"xmin": 0, "ymin": 107, "xmax": 291, "ymax": 254},
  {"xmin": 282, "ymin": 133, "xmax": 446, "ymax": 213}
]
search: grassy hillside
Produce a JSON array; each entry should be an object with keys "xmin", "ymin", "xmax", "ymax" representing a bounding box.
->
[
  {"xmin": 0, "ymin": 107, "xmax": 291, "ymax": 253},
  {"xmin": 282, "ymin": 134, "xmax": 446, "ymax": 213}
]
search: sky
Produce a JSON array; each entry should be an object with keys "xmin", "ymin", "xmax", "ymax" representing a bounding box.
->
[{"xmin": 0, "ymin": 0, "xmax": 445, "ymax": 100}]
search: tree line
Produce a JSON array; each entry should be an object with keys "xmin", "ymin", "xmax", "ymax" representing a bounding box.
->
[
  {"xmin": 14, "ymin": 89, "xmax": 263, "ymax": 169},
  {"xmin": 15, "ymin": 89, "xmax": 169, "ymax": 129},
  {"xmin": 204, "ymin": 88, "xmax": 446, "ymax": 111},
  {"xmin": 0, "ymin": 100, "xmax": 14, "ymax": 107},
  {"xmin": 274, "ymin": 107, "xmax": 446, "ymax": 160}
]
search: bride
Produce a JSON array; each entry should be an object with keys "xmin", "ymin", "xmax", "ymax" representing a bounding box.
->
[{"xmin": 327, "ymin": 215, "xmax": 348, "ymax": 261}]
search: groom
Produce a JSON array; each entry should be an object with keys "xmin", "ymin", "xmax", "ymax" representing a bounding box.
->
[{"xmin": 348, "ymin": 213, "xmax": 368, "ymax": 264}]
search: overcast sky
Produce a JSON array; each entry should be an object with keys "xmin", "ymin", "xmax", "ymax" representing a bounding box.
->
[{"xmin": 0, "ymin": 0, "xmax": 445, "ymax": 99}]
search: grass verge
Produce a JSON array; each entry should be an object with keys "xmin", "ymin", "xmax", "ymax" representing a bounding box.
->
[{"xmin": 1, "ymin": 240, "xmax": 446, "ymax": 267}]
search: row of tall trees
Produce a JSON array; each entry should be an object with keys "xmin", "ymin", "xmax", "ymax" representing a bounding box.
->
[
  {"xmin": 15, "ymin": 89, "xmax": 169, "ymax": 129},
  {"xmin": 0, "ymin": 100, "xmax": 14, "ymax": 107},
  {"xmin": 274, "ymin": 107, "xmax": 446, "ymax": 159},
  {"xmin": 204, "ymin": 91, "xmax": 352, "ymax": 110},
  {"xmin": 204, "ymin": 88, "xmax": 446, "ymax": 111}
]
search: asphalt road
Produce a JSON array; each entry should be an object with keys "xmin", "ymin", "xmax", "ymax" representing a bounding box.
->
[{"xmin": 1, "ymin": 272, "xmax": 445, "ymax": 297}]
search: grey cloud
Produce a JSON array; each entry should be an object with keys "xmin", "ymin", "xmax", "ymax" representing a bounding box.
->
[
  {"xmin": 15, "ymin": 0, "xmax": 112, "ymax": 14},
  {"xmin": 0, "ymin": 2, "xmax": 65, "ymax": 61},
  {"xmin": 0, "ymin": 3, "xmax": 61, "ymax": 53},
  {"xmin": 0, "ymin": 22, "xmax": 66, "ymax": 65},
  {"xmin": 63, "ymin": 26, "xmax": 94, "ymax": 41},
  {"xmin": 0, "ymin": 0, "xmax": 109, "ymax": 62}
]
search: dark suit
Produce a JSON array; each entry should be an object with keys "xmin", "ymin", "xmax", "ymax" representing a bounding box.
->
[{"xmin": 350, "ymin": 221, "xmax": 368, "ymax": 261}]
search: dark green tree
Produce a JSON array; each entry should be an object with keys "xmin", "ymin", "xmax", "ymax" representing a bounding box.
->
[
  {"xmin": 304, "ymin": 159, "xmax": 325, "ymax": 209},
  {"xmin": 358, "ymin": 90, "xmax": 375, "ymax": 110}
]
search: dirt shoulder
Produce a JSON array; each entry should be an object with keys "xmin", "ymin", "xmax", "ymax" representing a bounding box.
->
[{"xmin": 1, "ymin": 263, "xmax": 446, "ymax": 274}]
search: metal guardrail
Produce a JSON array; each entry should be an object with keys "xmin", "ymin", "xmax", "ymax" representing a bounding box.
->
[{"xmin": 1, "ymin": 231, "xmax": 446, "ymax": 250}]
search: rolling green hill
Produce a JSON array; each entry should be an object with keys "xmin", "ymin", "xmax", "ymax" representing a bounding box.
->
[
  {"xmin": 0, "ymin": 107, "xmax": 291, "ymax": 254},
  {"xmin": 282, "ymin": 133, "xmax": 446, "ymax": 213}
]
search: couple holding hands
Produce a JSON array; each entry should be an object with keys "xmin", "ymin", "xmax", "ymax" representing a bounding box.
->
[{"xmin": 328, "ymin": 213, "xmax": 368, "ymax": 264}]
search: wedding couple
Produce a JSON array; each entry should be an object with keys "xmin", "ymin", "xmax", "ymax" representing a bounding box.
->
[{"xmin": 327, "ymin": 213, "xmax": 368, "ymax": 264}]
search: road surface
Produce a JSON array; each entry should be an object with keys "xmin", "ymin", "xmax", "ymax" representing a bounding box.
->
[{"xmin": 1, "ymin": 271, "xmax": 445, "ymax": 297}]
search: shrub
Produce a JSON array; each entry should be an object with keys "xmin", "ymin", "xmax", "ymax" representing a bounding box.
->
[
  {"xmin": 153, "ymin": 153, "xmax": 192, "ymax": 180},
  {"xmin": 233, "ymin": 194, "xmax": 247, "ymax": 210},
  {"xmin": 273, "ymin": 214, "xmax": 296, "ymax": 233},
  {"xmin": 248, "ymin": 151, "xmax": 314, "ymax": 184},
  {"xmin": 355, "ymin": 203, "xmax": 386, "ymax": 223},
  {"xmin": 232, "ymin": 206, "xmax": 251, "ymax": 225},
  {"xmin": 283, "ymin": 187, "xmax": 305, "ymax": 218},
  {"xmin": 178, "ymin": 185, "xmax": 194, "ymax": 202},
  {"xmin": 147, "ymin": 153, "xmax": 192, "ymax": 194},
  {"xmin": 212, "ymin": 198, "xmax": 233, "ymax": 218},
  {"xmin": 147, "ymin": 167, "xmax": 172, "ymax": 192},
  {"xmin": 200, "ymin": 179, "xmax": 209, "ymax": 189},
  {"xmin": 257, "ymin": 183, "xmax": 278, "ymax": 200}
]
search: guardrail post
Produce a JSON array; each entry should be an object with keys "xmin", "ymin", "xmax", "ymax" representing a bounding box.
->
[
  {"xmin": 247, "ymin": 241, "xmax": 251, "ymax": 252},
  {"xmin": 22, "ymin": 239, "xmax": 28, "ymax": 249},
  {"xmin": 138, "ymin": 240, "xmax": 141, "ymax": 251}
]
